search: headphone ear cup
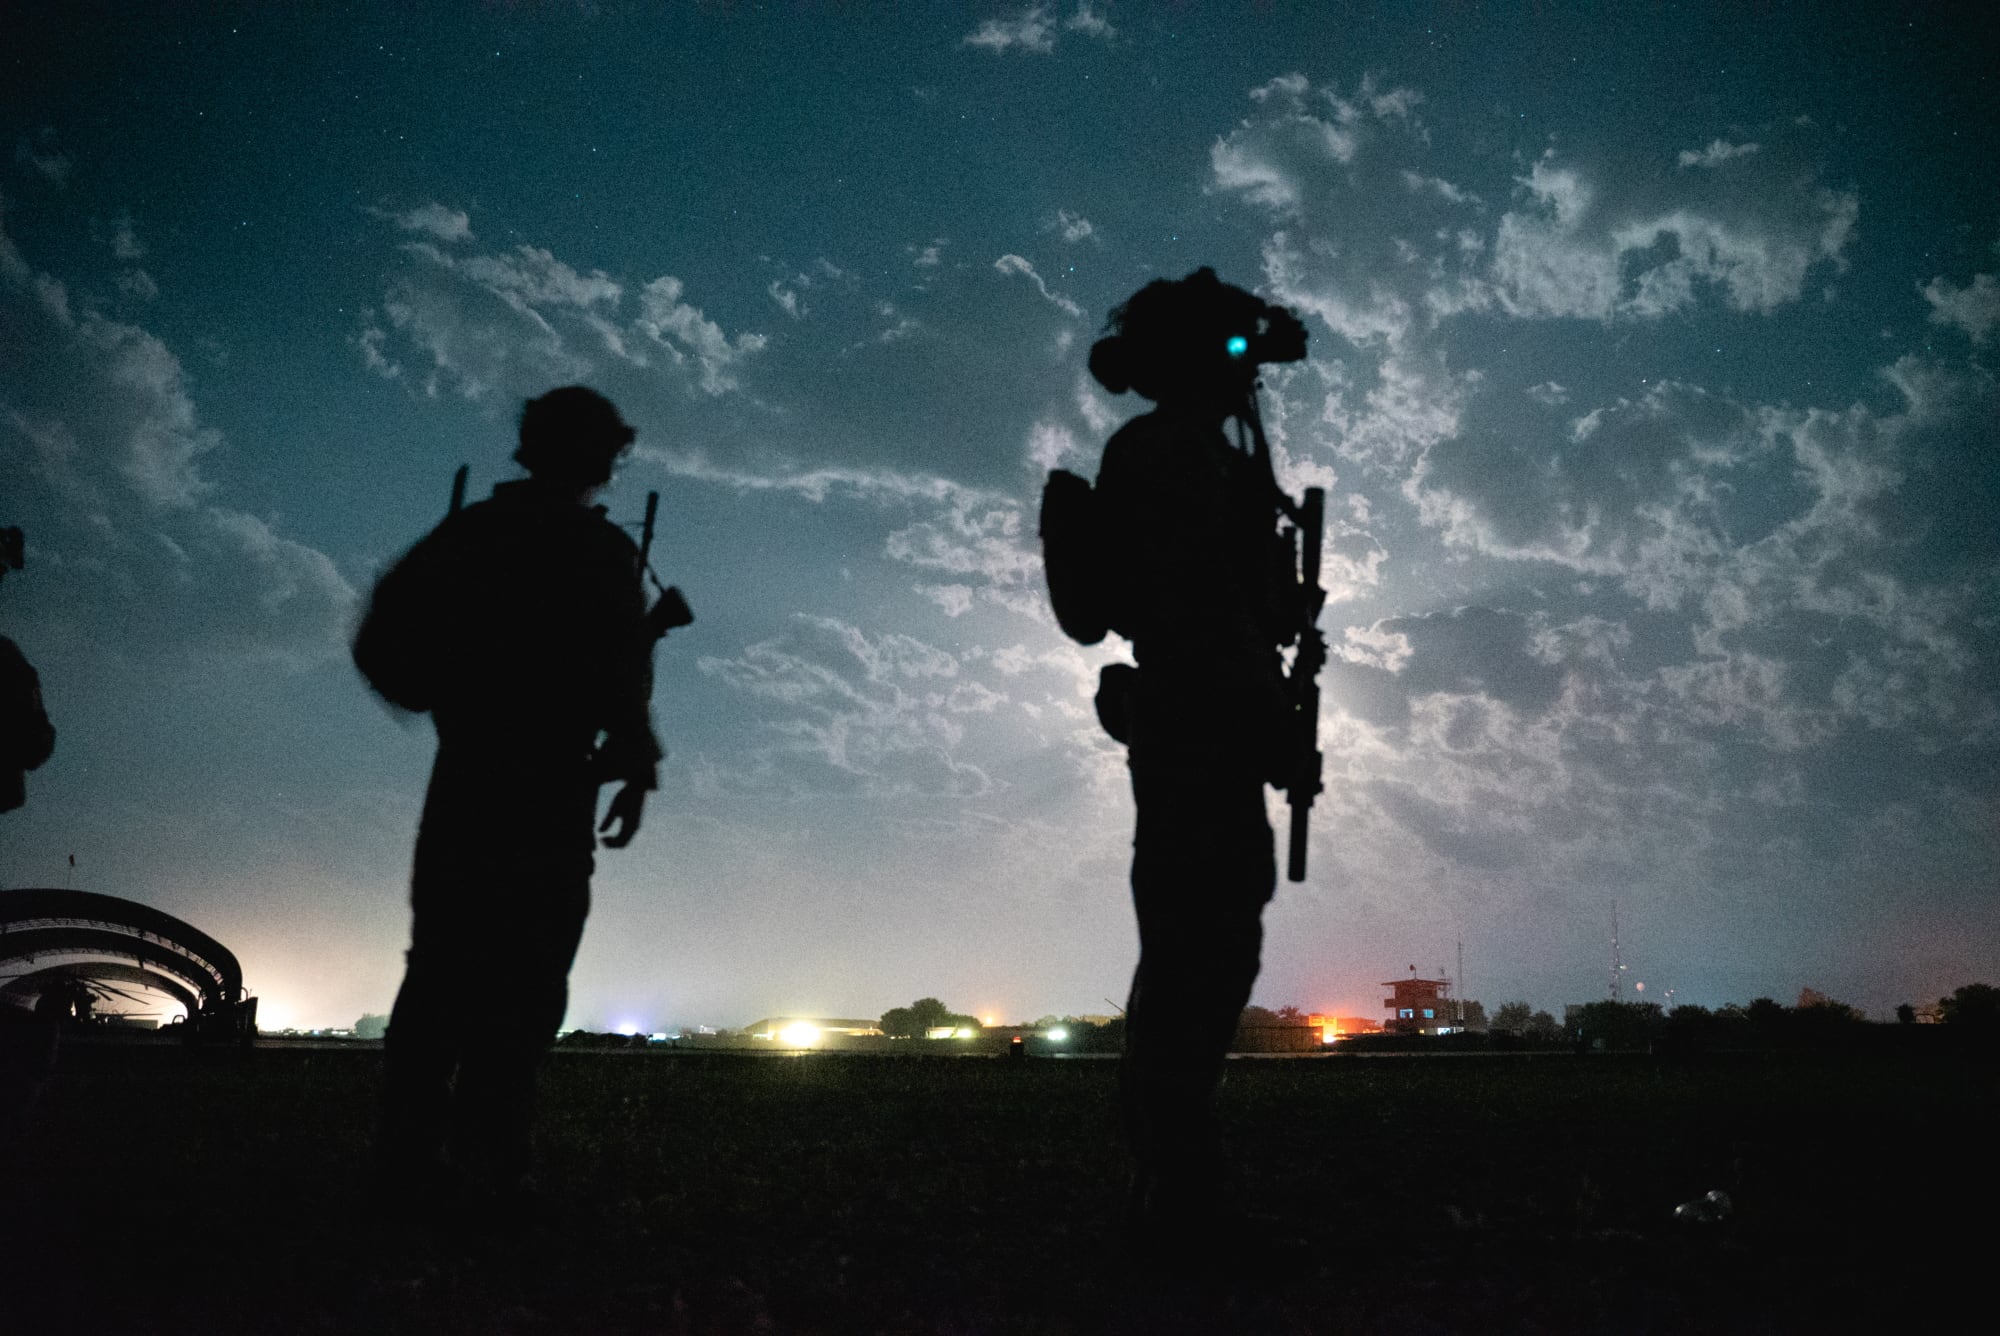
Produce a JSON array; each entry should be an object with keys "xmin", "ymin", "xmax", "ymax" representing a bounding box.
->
[{"xmin": 1088, "ymin": 336, "xmax": 1131, "ymax": 395}]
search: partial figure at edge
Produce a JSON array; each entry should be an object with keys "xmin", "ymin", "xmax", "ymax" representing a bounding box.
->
[
  {"xmin": 1, "ymin": 527, "xmax": 57, "ymax": 816},
  {"xmin": 353, "ymin": 386, "xmax": 679, "ymax": 1209},
  {"xmin": 1042, "ymin": 268, "xmax": 1324, "ymax": 1251}
]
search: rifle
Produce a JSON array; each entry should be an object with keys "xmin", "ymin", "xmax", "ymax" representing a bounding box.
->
[
  {"xmin": 1241, "ymin": 395, "xmax": 1327, "ymax": 883},
  {"xmin": 635, "ymin": 488, "xmax": 695, "ymax": 641},
  {"xmin": 443, "ymin": 468, "xmax": 693, "ymax": 641}
]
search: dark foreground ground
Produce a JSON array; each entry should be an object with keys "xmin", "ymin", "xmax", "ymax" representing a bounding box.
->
[{"xmin": 2, "ymin": 1039, "xmax": 1992, "ymax": 1334}]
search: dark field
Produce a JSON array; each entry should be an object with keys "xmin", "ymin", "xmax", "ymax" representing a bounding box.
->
[{"xmin": 3, "ymin": 1041, "xmax": 1990, "ymax": 1334}]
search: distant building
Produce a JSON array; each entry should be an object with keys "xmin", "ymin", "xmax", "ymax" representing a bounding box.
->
[
  {"xmin": 743, "ymin": 1017, "xmax": 882, "ymax": 1048},
  {"xmin": 1382, "ymin": 975, "xmax": 1454, "ymax": 1035},
  {"xmin": 1306, "ymin": 1013, "xmax": 1383, "ymax": 1044},
  {"xmin": 1231, "ymin": 1016, "xmax": 1322, "ymax": 1053}
]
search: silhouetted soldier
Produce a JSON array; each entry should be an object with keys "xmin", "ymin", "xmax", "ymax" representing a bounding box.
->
[
  {"xmin": 354, "ymin": 387, "xmax": 663, "ymax": 1207},
  {"xmin": 1061, "ymin": 270, "xmax": 1311, "ymax": 1249},
  {"xmin": 1, "ymin": 528, "xmax": 56, "ymax": 815}
]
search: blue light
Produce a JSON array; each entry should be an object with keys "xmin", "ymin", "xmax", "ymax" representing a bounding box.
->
[{"xmin": 1226, "ymin": 335, "xmax": 1249, "ymax": 357}]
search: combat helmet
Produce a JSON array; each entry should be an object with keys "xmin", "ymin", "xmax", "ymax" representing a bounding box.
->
[
  {"xmin": 1088, "ymin": 268, "xmax": 1306, "ymax": 402},
  {"xmin": 514, "ymin": 386, "xmax": 637, "ymax": 487}
]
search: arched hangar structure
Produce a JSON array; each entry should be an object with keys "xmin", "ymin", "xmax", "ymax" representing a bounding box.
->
[{"xmin": 0, "ymin": 888, "xmax": 258, "ymax": 1042}]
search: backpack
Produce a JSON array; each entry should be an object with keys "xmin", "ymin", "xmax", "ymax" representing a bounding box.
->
[
  {"xmin": 351, "ymin": 521, "xmax": 457, "ymax": 714},
  {"xmin": 1039, "ymin": 469, "xmax": 1112, "ymax": 646}
]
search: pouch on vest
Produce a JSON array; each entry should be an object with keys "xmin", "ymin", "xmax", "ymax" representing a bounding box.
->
[
  {"xmin": 1039, "ymin": 468, "xmax": 1110, "ymax": 646},
  {"xmin": 1094, "ymin": 663, "xmax": 1138, "ymax": 745}
]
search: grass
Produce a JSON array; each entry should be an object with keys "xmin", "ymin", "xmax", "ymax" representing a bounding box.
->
[{"xmin": 2, "ymin": 1039, "xmax": 1990, "ymax": 1333}]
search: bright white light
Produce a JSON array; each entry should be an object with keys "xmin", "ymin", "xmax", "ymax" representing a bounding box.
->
[
  {"xmin": 615, "ymin": 1022, "xmax": 639, "ymax": 1037},
  {"xmin": 778, "ymin": 1021, "xmax": 821, "ymax": 1048},
  {"xmin": 983, "ymin": 1015, "xmax": 998, "ymax": 1026},
  {"xmin": 254, "ymin": 1000, "xmax": 295, "ymax": 1032},
  {"xmin": 1047, "ymin": 1027, "xmax": 1069, "ymax": 1042},
  {"xmin": 955, "ymin": 1027, "xmax": 975, "ymax": 1039},
  {"xmin": 649, "ymin": 1033, "xmax": 669, "ymax": 1043}
]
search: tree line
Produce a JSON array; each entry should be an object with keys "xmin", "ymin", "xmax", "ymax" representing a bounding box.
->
[{"xmin": 352, "ymin": 982, "xmax": 1997, "ymax": 1048}]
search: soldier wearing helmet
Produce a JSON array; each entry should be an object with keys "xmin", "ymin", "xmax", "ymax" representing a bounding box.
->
[
  {"xmin": 355, "ymin": 385, "xmax": 662, "ymax": 1207},
  {"xmin": 1085, "ymin": 269, "xmax": 1308, "ymax": 1248}
]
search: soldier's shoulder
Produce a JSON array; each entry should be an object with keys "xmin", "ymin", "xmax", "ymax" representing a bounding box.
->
[
  {"xmin": 1101, "ymin": 411, "xmax": 1210, "ymax": 489},
  {"xmin": 581, "ymin": 503, "xmax": 640, "ymax": 554},
  {"xmin": 1099, "ymin": 413, "xmax": 1160, "ymax": 476}
]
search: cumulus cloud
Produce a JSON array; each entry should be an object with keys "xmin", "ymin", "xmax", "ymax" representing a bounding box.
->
[
  {"xmin": 359, "ymin": 219, "xmax": 766, "ymax": 400},
  {"xmin": 1260, "ymin": 230, "xmax": 1416, "ymax": 349},
  {"xmin": 920, "ymin": 584, "xmax": 976, "ymax": 617},
  {"xmin": 1492, "ymin": 151, "xmax": 1858, "ymax": 320},
  {"xmin": 1214, "ymin": 76, "xmax": 1858, "ymax": 355},
  {"xmin": 14, "ymin": 128, "xmax": 70, "ymax": 185},
  {"xmin": 1064, "ymin": 2, "xmax": 1117, "ymax": 40},
  {"xmin": 115, "ymin": 267, "xmax": 159, "ymax": 301},
  {"xmin": 1045, "ymin": 209, "xmax": 1097, "ymax": 244},
  {"xmin": 653, "ymin": 450, "xmax": 1050, "ymax": 621},
  {"xmin": 1401, "ymin": 356, "xmax": 2000, "ymax": 761},
  {"xmin": 1329, "ymin": 606, "xmax": 1567, "ymax": 731},
  {"xmin": 449, "ymin": 243, "xmax": 622, "ymax": 313},
  {"xmin": 389, "ymin": 202, "xmax": 473, "ymax": 244},
  {"xmin": 1025, "ymin": 419, "xmax": 1083, "ymax": 472},
  {"xmin": 1922, "ymin": 271, "xmax": 2000, "ymax": 343},
  {"xmin": 767, "ymin": 279, "xmax": 804, "ymax": 319},
  {"xmin": 1411, "ymin": 378, "xmax": 1774, "ymax": 601},
  {"xmin": 697, "ymin": 615, "xmax": 997, "ymax": 797},
  {"xmin": 963, "ymin": 3, "xmax": 1114, "ymax": 54},
  {"xmin": 1211, "ymin": 73, "xmax": 1431, "ymax": 218},
  {"xmin": 649, "ymin": 452, "xmax": 1044, "ymax": 618},
  {"xmin": 650, "ymin": 450, "xmax": 982, "ymax": 509},
  {"xmin": 963, "ymin": 5, "xmax": 1056, "ymax": 54},
  {"xmin": 1, "ymin": 211, "xmax": 355, "ymax": 666},
  {"xmin": 1309, "ymin": 345, "xmax": 1478, "ymax": 471},
  {"xmin": 1181, "ymin": 67, "xmax": 1998, "ymax": 998},
  {"xmin": 1212, "ymin": 109, "xmax": 1353, "ymax": 213},
  {"xmin": 635, "ymin": 275, "xmax": 769, "ymax": 394},
  {"xmin": 109, "ymin": 213, "xmax": 146, "ymax": 260},
  {"xmin": 355, "ymin": 320, "xmax": 399, "ymax": 380},
  {"xmin": 858, "ymin": 299, "xmax": 922, "ymax": 347},
  {"xmin": 884, "ymin": 490, "xmax": 1045, "ymax": 619},
  {"xmin": 1401, "ymin": 170, "xmax": 1481, "ymax": 206},
  {"xmin": 993, "ymin": 254, "xmax": 1083, "ymax": 318},
  {"xmin": 1677, "ymin": 139, "xmax": 1760, "ymax": 169}
]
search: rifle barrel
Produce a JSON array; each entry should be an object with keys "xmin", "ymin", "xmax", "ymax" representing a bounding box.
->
[
  {"xmin": 1288, "ymin": 806, "xmax": 1311, "ymax": 882},
  {"xmin": 1287, "ymin": 486, "xmax": 1327, "ymax": 883}
]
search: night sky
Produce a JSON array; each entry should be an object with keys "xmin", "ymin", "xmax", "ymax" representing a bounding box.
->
[{"xmin": 4, "ymin": 3, "xmax": 1995, "ymax": 1031}]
